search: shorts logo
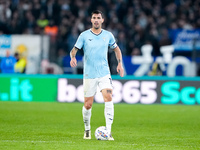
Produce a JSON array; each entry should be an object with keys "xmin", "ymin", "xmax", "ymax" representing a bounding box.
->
[{"xmin": 109, "ymin": 78, "xmax": 112, "ymax": 85}]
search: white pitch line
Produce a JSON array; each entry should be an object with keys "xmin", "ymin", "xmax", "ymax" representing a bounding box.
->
[
  {"xmin": 1, "ymin": 140, "xmax": 199, "ymax": 148},
  {"xmin": 0, "ymin": 140, "xmax": 75, "ymax": 144},
  {"xmin": 119, "ymin": 143, "xmax": 198, "ymax": 148}
]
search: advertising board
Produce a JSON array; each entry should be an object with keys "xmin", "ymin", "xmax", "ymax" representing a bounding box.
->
[{"xmin": 0, "ymin": 75, "xmax": 199, "ymax": 105}]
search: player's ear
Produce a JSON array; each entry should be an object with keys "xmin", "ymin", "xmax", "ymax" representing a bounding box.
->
[{"xmin": 102, "ymin": 18, "xmax": 104, "ymax": 23}]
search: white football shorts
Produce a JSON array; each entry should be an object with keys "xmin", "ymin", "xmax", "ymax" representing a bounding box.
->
[{"xmin": 83, "ymin": 74, "xmax": 113, "ymax": 97}]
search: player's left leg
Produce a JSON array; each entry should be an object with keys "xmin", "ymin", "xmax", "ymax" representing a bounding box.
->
[
  {"xmin": 99, "ymin": 74, "xmax": 114, "ymax": 140},
  {"xmin": 101, "ymin": 89, "xmax": 114, "ymax": 140}
]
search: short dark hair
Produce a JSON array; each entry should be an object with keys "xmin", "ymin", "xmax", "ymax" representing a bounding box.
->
[{"xmin": 91, "ymin": 10, "xmax": 104, "ymax": 18}]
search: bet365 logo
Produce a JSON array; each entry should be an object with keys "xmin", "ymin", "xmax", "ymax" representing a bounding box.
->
[
  {"xmin": 57, "ymin": 78, "xmax": 158, "ymax": 104},
  {"xmin": 0, "ymin": 78, "xmax": 33, "ymax": 101}
]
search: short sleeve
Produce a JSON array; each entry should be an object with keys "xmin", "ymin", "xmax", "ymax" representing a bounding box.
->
[
  {"xmin": 109, "ymin": 32, "xmax": 117, "ymax": 49},
  {"xmin": 74, "ymin": 33, "xmax": 84, "ymax": 49}
]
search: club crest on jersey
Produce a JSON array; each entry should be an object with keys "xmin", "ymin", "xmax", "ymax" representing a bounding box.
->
[{"xmin": 103, "ymin": 37, "xmax": 106, "ymax": 41}]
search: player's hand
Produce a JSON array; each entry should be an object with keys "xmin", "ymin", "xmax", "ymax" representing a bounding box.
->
[
  {"xmin": 70, "ymin": 57, "xmax": 77, "ymax": 67},
  {"xmin": 117, "ymin": 63, "xmax": 124, "ymax": 77}
]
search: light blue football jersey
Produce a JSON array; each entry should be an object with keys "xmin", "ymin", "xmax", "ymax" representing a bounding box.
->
[{"xmin": 75, "ymin": 29, "xmax": 117, "ymax": 79}]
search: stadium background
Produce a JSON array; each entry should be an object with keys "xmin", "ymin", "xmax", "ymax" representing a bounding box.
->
[
  {"xmin": 0, "ymin": 1, "xmax": 200, "ymax": 149},
  {"xmin": 0, "ymin": 0, "xmax": 200, "ymax": 103}
]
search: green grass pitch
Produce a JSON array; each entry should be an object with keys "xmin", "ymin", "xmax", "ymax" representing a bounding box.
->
[{"xmin": 0, "ymin": 102, "xmax": 199, "ymax": 150}]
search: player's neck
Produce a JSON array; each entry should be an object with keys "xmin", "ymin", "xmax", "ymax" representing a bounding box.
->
[{"xmin": 91, "ymin": 28, "xmax": 102, "ymax": 35}]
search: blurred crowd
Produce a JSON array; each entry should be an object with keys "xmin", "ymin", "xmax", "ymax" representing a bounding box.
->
[{"xmin": 0, "ymin": 0, "xmax": 200, "ymax": 57}]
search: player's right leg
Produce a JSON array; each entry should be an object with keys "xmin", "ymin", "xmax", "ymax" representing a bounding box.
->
[
  {"xmin": 82, "ymin": 78, "xmax": 97, "ymax": 139},
  {"xmin": 83, "ymin": 96, "xmax": 94, "ymax": 139}
]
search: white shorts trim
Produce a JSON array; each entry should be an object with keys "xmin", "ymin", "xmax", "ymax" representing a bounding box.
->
[{"xmin": 83, "ymin": 74, "xmax": 113, "ymax": 97}]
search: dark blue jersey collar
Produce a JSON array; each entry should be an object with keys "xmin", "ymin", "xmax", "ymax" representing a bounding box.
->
[{"xmin": 90, "ymin": 29, "xmax": 103, "ymax": 36}]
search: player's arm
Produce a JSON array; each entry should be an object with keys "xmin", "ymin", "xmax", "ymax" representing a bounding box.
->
[
  {"xmin": 70, "ymin": 47, "xmax": 79, "ymax": 67},
  {"xmin": 113, "ymin": 46, "xmax": 124, "ymax": 77}
]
